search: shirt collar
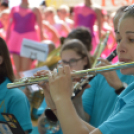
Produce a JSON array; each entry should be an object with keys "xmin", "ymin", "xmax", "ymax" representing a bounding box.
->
[{"xmin": 119, "ymin": 89, "xmax": 134, "ymax": 104}]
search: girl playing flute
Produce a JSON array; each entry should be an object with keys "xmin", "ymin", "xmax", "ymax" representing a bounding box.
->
[{"xmin": 35, "ymin": 5, "xmax": 134, "ymax": 134}]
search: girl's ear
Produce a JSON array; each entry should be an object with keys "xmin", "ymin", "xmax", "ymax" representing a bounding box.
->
[{"xmin": 0, "ymin": 56, "xmax": 3, "ymax": 65}]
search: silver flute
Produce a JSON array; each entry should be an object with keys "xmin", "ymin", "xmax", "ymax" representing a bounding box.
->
[{"xmin": 7, "ymin": 61, "xmax": 134, "ymax": 89}]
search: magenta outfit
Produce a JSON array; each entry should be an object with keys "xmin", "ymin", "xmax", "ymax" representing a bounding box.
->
[
  {"xmin": 74, "ymin": 4, "xmax": 98, "ymax": 54},
  {"xmin": 8, "ymin": 6, "xmax": 39, "ymax": 54}
]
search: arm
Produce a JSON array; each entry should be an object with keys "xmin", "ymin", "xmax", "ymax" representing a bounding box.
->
[
  {"xmin": 48, "ymin": 66, "xmax": 102, "ymax": 134},
  {"xmin": 94, "ymin": 8, "xmax": 102, "ymax": 39},
  {"xmin": 73, "ymin": 71, "xmax": 98, "ymax": 122},
  {"xmin": 56, "ymin": 98, "xmax": 100, "ymax": 134},
  {"xmin": 73, "ymin": 6, "xmax": 78, "ymax": 28},
  {"xmin": 6, "ymin": 8, "xmax": 14, "ymax": 42},
  {"xmin": 61, "ymin": 21, "xmax": 71, "ymax": 36},
  {"xmin": 43, "ymin": 21, "xmax": 60, "ymax": 43},
  {"xmin": 8, "ymin": 90, "xmax": 32, "ymax": 133},
  {"xmin": 73, "ymin": 97, "xmax": 90, "ymax": 122},
  {"xmin": 33, "ymin": 7, "xmax": 46, "ymax": 41}
]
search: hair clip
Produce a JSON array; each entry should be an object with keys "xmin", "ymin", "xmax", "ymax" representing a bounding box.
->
[{"xmin": 124, "ymin": 4, "xmax": 134, "ymax": 12}]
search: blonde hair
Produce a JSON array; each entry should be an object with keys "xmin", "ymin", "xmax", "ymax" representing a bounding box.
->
[
  {"xmin": 0, "ymin": 9, "xmax": 10, "ymax": 18},
  {"xmin": 44, "ymin": 6, "xmax": 56, "ymax": 15},
  {"xmin": 58, "ymin": 5, "xmax": 70, "ymax": 13}
]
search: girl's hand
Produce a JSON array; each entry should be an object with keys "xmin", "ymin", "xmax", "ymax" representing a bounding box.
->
[
  {"xmin": 48, "ymin": 65, "xmax": 72, "ymax": 103},
  {"xmin": 96, "ymin": 58, "xmax": 123, "ymax": 90},
  {"xmin": 34, "ymin": 70, "xmax": 56, "ymax": 111}
]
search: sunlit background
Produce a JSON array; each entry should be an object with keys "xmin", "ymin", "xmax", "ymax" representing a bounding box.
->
[{"xmin": 9, "ymin": 0, "xmax": 44, "ymax": 8}]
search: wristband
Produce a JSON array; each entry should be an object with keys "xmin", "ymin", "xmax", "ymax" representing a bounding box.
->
[{"xmin": 115, "ymin": 82, "xmax": 127, "ymax": 95}]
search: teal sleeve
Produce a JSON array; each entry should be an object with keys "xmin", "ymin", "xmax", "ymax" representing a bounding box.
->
[
  {"xmin": 99, "ymin": 102, "xmax": 134, "ymax": 134},
  {"xmin": 8, "ymin": 89, "xmax": 32, "ymax": 133},
  {"xmin": 82, "ymin": 76, "xmax": 97, "ymax": 116}
]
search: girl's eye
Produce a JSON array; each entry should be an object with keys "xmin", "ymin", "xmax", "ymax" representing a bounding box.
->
[
  {"xmin": 129, "ymin": 39, "xmax": 134, "ymax": 42},
  {"xmin": 116, "ymin": 39, "xmax": 121, "ymax": 43}
]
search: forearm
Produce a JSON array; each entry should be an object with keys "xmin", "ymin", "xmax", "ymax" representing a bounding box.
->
[
  {"xmin": 62, "ymin": 24, "xmax": 70, "ymax": 35},
  {"xmin": 55, "ymin": 98, "xmax": 94, "ymax": 134},
  {"xmin": 34, "ymin": 8, "xmax": 45, "ymax": 41},
  {"xmin": 6, "ymin": 22, "xmax": 12, "ymax": 42},
  {"xmin": 73, "ymin": 97, "xmax": 90, "ymax": 122},
  {"xmin": 47, "ymin": 26, "xmax": 60, "ymax": 43}
]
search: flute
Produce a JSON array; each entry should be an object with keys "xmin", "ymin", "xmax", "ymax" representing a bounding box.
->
[
  {"xmin": 7, "ymin": 61, "xmax": 134, "ymax": 89},
  {"xmin": 72, "ymin": 49, "xmax": 117, "ymax": 98},
  {"xmin": 92, "ymin": 31, "xmax": 110, "ymax": 68}
]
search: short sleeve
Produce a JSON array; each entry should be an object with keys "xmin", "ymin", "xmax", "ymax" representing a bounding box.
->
[
  {"xmin": 98, "ymin": 102, "xmax": 134, "ymax": 134},
  {"xmin": 8, "ymin": 89, "xmax": 32, "ymax": 132},
  {"xmin": 82, "ymin": 77, "xmax": 97, "ymax": 116}
]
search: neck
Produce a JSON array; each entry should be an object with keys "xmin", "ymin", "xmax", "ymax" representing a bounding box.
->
[
  {"xmin": 20, "ymin": 1, "xmax": 29, "ymax": 8},
  {"xmin": 85, "ymin": 1, "xmax": 92, "ymax": 7}
]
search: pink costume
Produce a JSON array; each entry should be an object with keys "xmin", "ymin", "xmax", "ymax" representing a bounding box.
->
[
  {"xmin": 7, "ymin": 6, "xmax": 39, "ymax": 55},
  {"xmin": 74, "ymin": 4, "xmax": 98, "ymax": 54}
]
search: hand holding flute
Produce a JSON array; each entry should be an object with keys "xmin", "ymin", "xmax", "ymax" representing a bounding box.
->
[
  {"xmin": 34, "ymin": 71, "xmax": 57, "ymax": 115},
  {"xmin": 96, "ymin": 58, "xmax": 124, "ymax": 90}
]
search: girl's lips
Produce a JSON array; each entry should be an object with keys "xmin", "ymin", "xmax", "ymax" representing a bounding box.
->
[{"xmin": 119, "ymin": 58, "xmax": 131, "ymax": 63}]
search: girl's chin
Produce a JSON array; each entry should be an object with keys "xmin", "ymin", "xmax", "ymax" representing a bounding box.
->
[{"xmin": 120, "ymin": 68, "xmax": 134, "ymax": 75}]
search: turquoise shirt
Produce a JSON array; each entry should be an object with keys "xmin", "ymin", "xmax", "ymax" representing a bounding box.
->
[
  {"xmin": 0, "ymin": 78, "xmax": 32, "ymax": 132},
  {"xmin": 99, "ymin": 82, "xmax": 134, "ymax": 134},
  {"xmin": 82, "ymin": 70, "xmax": 134, "ymax": 127}
]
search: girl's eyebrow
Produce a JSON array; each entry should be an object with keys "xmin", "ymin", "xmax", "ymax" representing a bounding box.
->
[{"xmin": 126, "ymin": 31, "xmax": 134, "ymax": 34}]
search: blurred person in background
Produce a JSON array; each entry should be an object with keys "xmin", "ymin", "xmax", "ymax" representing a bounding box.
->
[
  {"xmin": 0, "ymin": 0, "xmax": 8, "ymax": 12},
  {"xmin": 6, "ymin": 0, "xmax": 45, "ymax": 78},
  {"xmin": 43, "ymin": 20, "xmax": 60, "ymax": 47},
  {"xmin": 43, "ymin": 7, "xmax": 70, "ymax": 42},
  {"xmin": 99, "ymin": 9, "xmax": 117, "ymax": 63},
  {"xmin": 39, "ymin": 0, "xmax": 46, "ymax": 20},
  {"xmin": 65, "ymin": 27, "xmax": 96, "ymax": 64},
  {"xmin": 0, "ymin": 0, "xmax": 8, "ymax": 29},
  {"xmin": 38, "ymin": 39, "xmax": 91, "ymax": 134},
  {"xmin": 0, "ymin": 9, "xmax": 9, "ymax": 40},
  {"xmin": 57, "ymin": 5, "xmax": 74, "ymax": 29},
  {"xmin": 73, "ymin": 0, "xmax": 102, "ymax": 55}
]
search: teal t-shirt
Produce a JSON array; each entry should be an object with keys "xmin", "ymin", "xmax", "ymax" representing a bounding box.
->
[
  {"xmin": 0, "ymin": 78, "xmax": 32, "ymax": 132},
  {"xmin": 82, "ymin": 69, "xmax": 134, "ymax": 127},
  {"xmin": 99, "ymin": 82, "xmax": 134, "ymax": 134}
]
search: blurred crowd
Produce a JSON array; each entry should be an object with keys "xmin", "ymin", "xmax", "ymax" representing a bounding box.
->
[{"xmin": 0, "ymin": 0, "xmax": 118, "ymax": 78}]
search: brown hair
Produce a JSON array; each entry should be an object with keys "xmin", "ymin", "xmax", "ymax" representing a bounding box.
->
[
  {"xmin": 65, "ymin": 27, "xmax": 92, "ymax": 51},
  {"xmin": 60, "ymin": 39, "xmax": 91, "ymax": 69},
  {"xmin": 0, "ymin": 37, "xmax": 15, "ymax": 82},
  {"xmin": 120, "ymin": 6, "xmax": 134, "ymax": 21}
]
